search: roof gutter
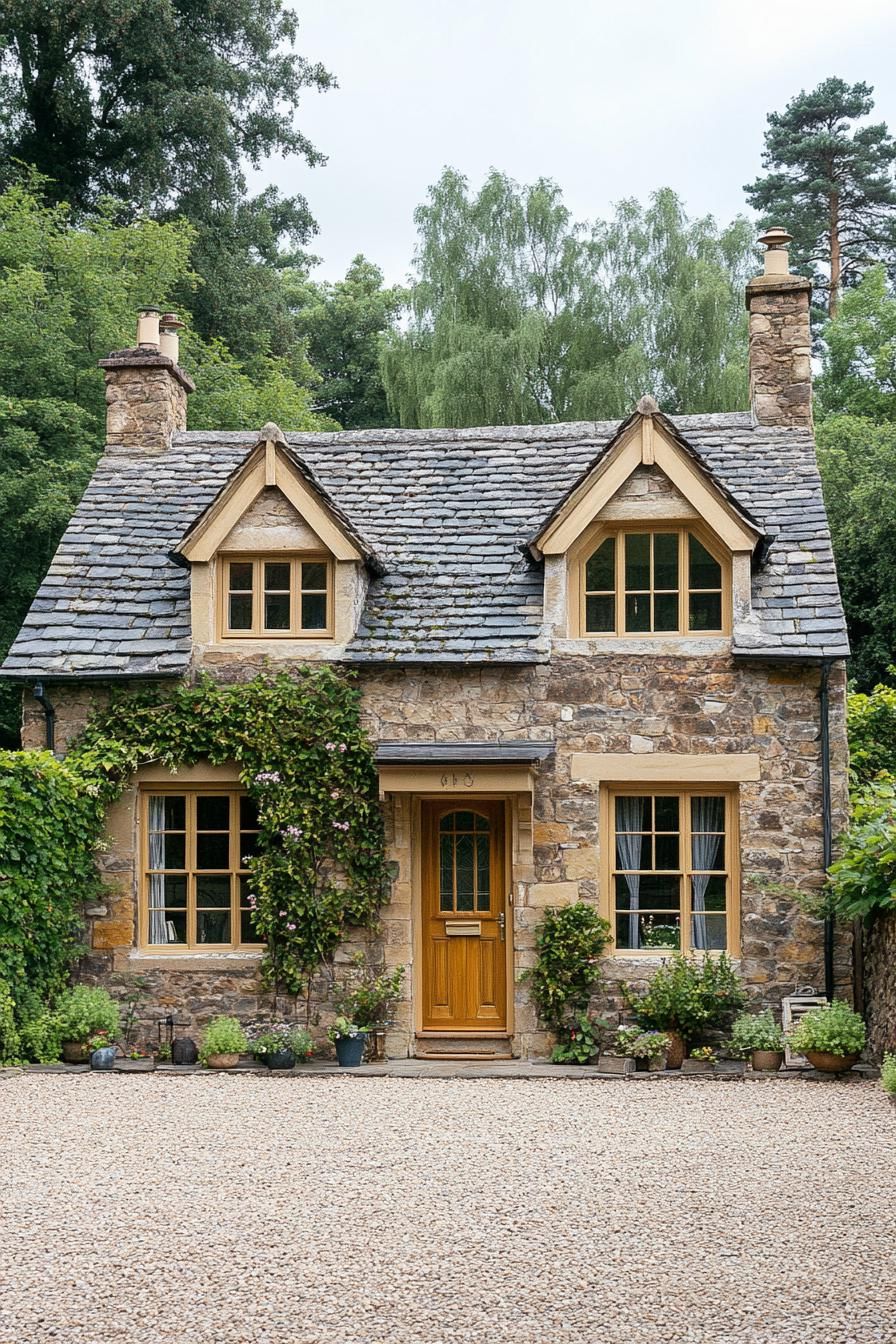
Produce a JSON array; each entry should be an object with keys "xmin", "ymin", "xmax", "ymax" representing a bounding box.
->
[{"xmin": 819, "ymin": 659, "xmax": 835, "ymax": 1002}]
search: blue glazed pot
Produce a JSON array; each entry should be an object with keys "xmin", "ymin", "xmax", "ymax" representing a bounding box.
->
[
  {"xmin": 262, "ymin": 1049, "xmax": 295, "ymax": 1070},
  {"xmin": 90, "ymin": 1046, "xmax": 117, "ymax": 1070},
  {"xmin": 334, "ymin": 1032, "xmax": 367, "ymax": 1068}
]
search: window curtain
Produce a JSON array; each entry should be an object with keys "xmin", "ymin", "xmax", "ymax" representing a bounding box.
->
[
  {"xmin": 148, "ymin": 796, "xmax": 168, "ymax": 945},
  {"xmin": 691, "ymin": 796, "xmax": 724, "ymax": 950},
  {"xmin": 616, "ymin": 797, "xmax": 644, "ymax": 949}
]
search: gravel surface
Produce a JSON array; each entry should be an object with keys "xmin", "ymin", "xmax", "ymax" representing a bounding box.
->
[{"xmin": 1, "ymin": 1075, "xmax": 893, "ymax": 1344}]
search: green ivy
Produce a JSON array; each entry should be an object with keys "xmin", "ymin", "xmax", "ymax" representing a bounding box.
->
[
  {"xmin": 0, "ymin": 668, "xmax": 390, "ymax": 1060},
  {"xmin": 529, "ymin": 902, "xmax": 612, "ymax": 1034}
]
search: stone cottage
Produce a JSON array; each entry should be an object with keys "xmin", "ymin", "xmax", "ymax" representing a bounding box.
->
[{"xmin": 2, "ymin": 229, "xmax": 852, "ymax": 1059}]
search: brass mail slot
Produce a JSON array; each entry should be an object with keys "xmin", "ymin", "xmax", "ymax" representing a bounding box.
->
[{"xmin": 444, "ymin": 920, "xmax": 481, "ymax": 937}]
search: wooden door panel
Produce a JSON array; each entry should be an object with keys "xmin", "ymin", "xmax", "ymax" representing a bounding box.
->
[{"xmin": 421, "ymin": 800, "xmax": 507, "ymax": 1031}]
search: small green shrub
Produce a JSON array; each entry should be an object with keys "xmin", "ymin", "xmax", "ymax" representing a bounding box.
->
[
  {"xmin": 199, "ymin": 1016, "xmax": 248, "ymax": 1062},
  {"xmin": 550, "ymin": 1012, "xmax": 608, "ymax": 1064},
  {"xmin": 622, "ymin": 953, "xmax": 746, "ymax": 1044},
  {"xmin": 335, "ymin": 956, "xmax": 405, "ymax": 1030},
  {"xmin": 729, "ymin": 1009, "xmax": 785, "ymax": 1055},
  {"xmin": 327, "ymin": 1015, "xmax": 363, "ymax": 1041},
  {"xmin": 530, "ymin": 902, "xmax": 612, "ymax": 1032},
  {"xmin": 56, "ymin": 986, "xmax": 119, "ymax": 1045},
  {"xmin": 615, "ymin": 1027, "xmax": 671, "ymax": 1059},
  {"xmin": 881, "ymin": 1053, "xmax": 896, "ymax": 1097},
  {"xmin": 788, "ymin": 1000, "xmax": 866, "ymax": 1057},
  {"xmin": 245, "ymin": 1022, "xmax": 313, "ymax": 1059}
]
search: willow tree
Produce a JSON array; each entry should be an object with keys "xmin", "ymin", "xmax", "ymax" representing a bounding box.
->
[{"xmin": 381, "ymin": 171, "xmax": 753, "ymax": 427}]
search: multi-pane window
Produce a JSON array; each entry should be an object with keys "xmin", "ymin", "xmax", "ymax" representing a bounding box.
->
[
  {"xmin": 221, "ymin": 556, "xmax": 330, "ymax": 637},
  {"xmin": 143, "ymin": 790, "xmax": 261, "ymax": 949},
  {"xmin": 609, "ymin": 790, "xmax": 733, "ymax": 953},
  {"xmin": 439, "ymin": 810, "xmax": 492, "ymax": 913},
  {"xmin": 582, "ymin": 529, "xmax": 725, "ymax": 635}
]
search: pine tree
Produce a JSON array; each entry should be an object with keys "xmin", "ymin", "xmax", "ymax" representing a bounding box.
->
[{"xmin": 745, "ymin": 78, "xmax": 896, "ymax": 317}]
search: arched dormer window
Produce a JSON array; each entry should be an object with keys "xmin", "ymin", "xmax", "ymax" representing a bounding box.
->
[{"xmin": 577, "ymin": 526, "xmax": 730, "ymax": 636}]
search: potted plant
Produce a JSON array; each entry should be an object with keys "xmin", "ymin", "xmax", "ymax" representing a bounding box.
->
[
  {"xmin": 882, "ymin": 1053, "xmax": 896, "ymax": 1107},
  {"xmin": 88, "ymin": 1030, "xmax": 117, "ymax": 1070},
  {"xmin": 246, "ymin": 1022, "xmax": 314, "ymax": 1069},
  {"xmin": 622, "ymin": 953, "xmax": 746, "ymax": 1069},
  {"xmin": 56, "ymin": 986, "xmax": 120, "ymax": 1063},
  {"xmin": 787, "ymin": 999, "xmax": 865, "ymax": 1073},
  {"xmin": 335, "ymin": 957, "xmax": 405, "ymax": 1060},
  {"xmin": 615, "ymin": 1026, "xmax": 670, "ymax": 1071},
  {"xmin": 682, "ymin": 1044, "xmax": 716, "ymax": 1074},
  {"xmin": 328, "ymin": 1016, "xmax": 367, "ymax": 1068},
  {"xmin": 730, "ymin": 1009, "xmax": 785, "ymax": 1072},
  {"xmin": 199, "ymin": 1016, "xmax": 247, "ymax": 1069},
  {"xmin": 550, "ymin": 1012, "xmax": 608, "ymax": 1065}
]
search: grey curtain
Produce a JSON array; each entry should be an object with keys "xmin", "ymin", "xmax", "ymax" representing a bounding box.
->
[
  {"xmin": 691, "ymin": 796, "xmax": 724, "ymax": 950},
  {"xmin": 148, "ymin": 796, "xmax": 168, "ymax": 945},
  {"xmin": 616, "ymin": 797, "xmax": 644, "ymax": 949}
]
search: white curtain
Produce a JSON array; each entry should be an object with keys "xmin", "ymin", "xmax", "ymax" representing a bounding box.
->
[
  {"xmin": 691, "ymin": 796, "xmax": 724, "ymax": 950},
  {"xmin": 148, "ymin": 796, "xmax": 168, "ymax": 945},
  {"xmin": 616, "ymin": 797, "xmax": 644, "ymax": 950}
]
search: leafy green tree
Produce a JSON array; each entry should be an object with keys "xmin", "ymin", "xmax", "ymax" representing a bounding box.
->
[
  {"xmin": 745, "ymin": 78, "xmax": 896, "ymax": 317},
  {"xmin": 0, "ymin": 2, "xmax": 334, "ymax": 352},
  {"xmin": 817, "ymin": 265, "xmax": 896, "ymax": 420},
  {"xmin": 0, "ymin": 179, "xmax": 330, "ymax": 745},
  {"xmin": 816, "ymin": 413, "xmax": 896, "ymax": 689},
  {"xmin": 291, "ymin": 257, "xmax": 403, "ymax": 429},
  {"xmin": 381, "ymin": 171, "xmax": 751, "ymax": 427}
]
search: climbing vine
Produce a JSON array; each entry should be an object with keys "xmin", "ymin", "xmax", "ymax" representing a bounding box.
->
[{"xmin": 69, "ymin": 669, "xmax": 391, "ymax": 1010}]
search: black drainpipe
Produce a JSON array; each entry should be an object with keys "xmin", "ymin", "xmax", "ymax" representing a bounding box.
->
[
  {"xmin": 819, "ymin": 660, "xmax": 835, "ymax": 1001},
  {"xmin": 32, "ymin": 682, "xmax": 56, "ymax": 753}
]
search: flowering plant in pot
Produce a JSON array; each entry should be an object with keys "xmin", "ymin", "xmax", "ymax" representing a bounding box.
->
[
  {"xmin": 615, "ymin": 1026, "xmax": 670, "ymax": 1071},
  {"xmin": 56, "ymin": 986, "xmax": 120, "ymax": 1063},
  {"xmin": 787, "ymin": 1000, "xmax": 865, "ymax": 1073},
  {"xmin": 328, "ymin": 1016, "xmax": 367, "ymax": 1068},
  {"xmin": 729, "ymin": 1009, "xmax": 785, "ymax": 1072},
  {"xmin": 621, "ymin": 953, "xmax": 746, "ymax": 1069},
  {"xmin": 246, "ymin": 1022, "xmax": 313, "ymax": 1069},
  {"xmin": 199, "ymin": 1016, "xmax": 247, "ymax": 1069},
  {"xmin": 882, "ymin": 1053, "xmax": 896, "ymax": 1105},
  {"xmin": 550, "ymin": 1012, "xmax": 609, "ymax": 1064}
]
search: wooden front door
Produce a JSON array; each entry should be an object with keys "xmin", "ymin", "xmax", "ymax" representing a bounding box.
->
[{"xmin": 421, "ymin": 800, "xmax": 507, "ymax": 1031}]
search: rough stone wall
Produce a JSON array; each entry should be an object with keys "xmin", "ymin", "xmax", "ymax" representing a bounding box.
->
[
  {"xmin": 99, "ymin": 351, "xmax": 191, "ymax": 452},
  {"xmin": 25, "ymin": 653, "xmax": 850, "ymax": 1059},
  {"xmin": 863, "ymin": 909, "xmax": 896, "ymax": 1062},
  {"xmin": 746, "ymin": 276, "xmax": 813, "ymax": 428}
]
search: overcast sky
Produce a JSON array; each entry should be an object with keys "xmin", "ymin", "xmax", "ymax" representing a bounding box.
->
[{"xmin": 250, "ymin": 0, "xmax": 896, "ymax": 284}]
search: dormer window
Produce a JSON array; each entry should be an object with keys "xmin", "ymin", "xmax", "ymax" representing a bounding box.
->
[
  {"xmin": 219, "ymin": 555, "xmax": 331, "ymax": 638},
  {"xmin": 579, "ymin": 527, "xmax": 728, "ymax": 636}
]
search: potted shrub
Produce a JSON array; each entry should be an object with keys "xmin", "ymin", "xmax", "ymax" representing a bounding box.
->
[
  {"xmin": 622, "ymin": 953, "xmax": 746, "ymax": 1069},
  {"xmin": 56, "ymin": 986, "xmax": 120, "ymax": 1063},
  {"xmin": 199, "ymin": 1016, "xmax": 247, "ymax": 1069},
  {"xmin": 550, "ymin": 1012, "xmax": 608, "ymax": 1065},
  {"xmin": 730, "ymin": 1009, "xmax": 785, "ymax": 1072},
  {"xmin": 328, "ymin": 1016, "xmax": 368, "ymax": 1067},
  {"xmin": 882, "ymin": 1053, "xmax": 896, "ymax": 1107},
  {"xmin": 787, "ymin": 999, "xmax": 865, "ymax": 1073},
  {"xmin": 682, "ymin": 1045, "xmax": 716, "ymax": 1074},
  {"xmin": 335, "ymin": 959, "xmax": 405, "ymax": 1060},
  {"xmin": 246, "ymin": 1023, "xmax": 313, "ymax": 1069},
  {"xmin": 615, "ymin": 1026, "xmax": 670, "ymax": 1071}
]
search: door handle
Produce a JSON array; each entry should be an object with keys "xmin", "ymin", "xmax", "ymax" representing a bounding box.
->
[{"xmin": 497, "ymin": 911, "xmax": 506, "ymax": 942}]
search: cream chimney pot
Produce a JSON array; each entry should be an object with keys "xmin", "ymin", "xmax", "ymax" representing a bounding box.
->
[
  {"xmin": 758, "ymin": 227, "xmax": 794, "ymax": 277},
  {"xmin": 159, "ymin": 313, "xmax": 185, "ymax": 365},
  {"xmin": 136, "ymin": 307, "xmax": 161, "ymax": 348}
]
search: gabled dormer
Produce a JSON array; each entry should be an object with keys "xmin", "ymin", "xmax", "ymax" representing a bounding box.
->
[
  {"xmin": 530, "ymin": 397, "xmax": 764, "ymax": 649},
  {"xmin": 173, "ymin": 423, "xmax": 379, "ymax": 657}
]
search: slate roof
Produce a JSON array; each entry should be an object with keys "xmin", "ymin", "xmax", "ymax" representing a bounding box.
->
[{"xmin": 1, "ymin": 413, "xmax": 849, "ymax": 679}]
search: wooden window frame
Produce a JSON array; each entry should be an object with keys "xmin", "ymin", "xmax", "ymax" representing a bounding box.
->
[
  {"xmin": 139, "ymin": 786, "xmax": 263, "ymax": 953},
  {"xmin": 599, "ymin": 784, "xmax": 741, "ymax": 957},
  {"xmin": 570, "ymin": 521, "xmax": 731, "ymax": 638},
  {"xmin": 217, "ymin": 553, "xmax": 334, "ymax": 639}
]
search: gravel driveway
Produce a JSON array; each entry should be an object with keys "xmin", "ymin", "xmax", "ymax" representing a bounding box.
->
[{"xmin": 1, "ymin": 1075, "xmax": 893, "ymax": 1344}]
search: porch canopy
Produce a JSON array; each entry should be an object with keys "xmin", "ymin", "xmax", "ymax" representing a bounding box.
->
[{"xmin": 375, "ymin": 741, "xmax": 553, "ymax": 796}]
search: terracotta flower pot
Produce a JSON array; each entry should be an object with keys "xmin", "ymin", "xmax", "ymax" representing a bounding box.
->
[
  {"xmin": 664, "ymin": 1031, "xmax": 686, "ymax": 1070},
  {"xmin": 205, "ymin": 1052, "xmax": 240, "ymax": 1070},
  {"xmin": 751, "ymin": 1049, "xmax": 784, "ymax": 1073},
  {"xmin": 804, "ymin": 1049, "xmax": 859, "ymax": 1074},
  {"xmin": 62, "ymin": 1041, "xmax": 90, "ymax": 1064}
]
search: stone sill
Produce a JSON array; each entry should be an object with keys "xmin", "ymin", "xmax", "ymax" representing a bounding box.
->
[
  {"xmin": 553, "ymin": 637, "xmax": 730, "ymax": 657},
  {"xmin": 128, "ymin": 952, "xmax": 263, "ymax": 972}
]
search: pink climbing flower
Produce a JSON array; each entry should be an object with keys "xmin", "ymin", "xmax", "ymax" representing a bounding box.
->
[
  {"xmin": 338, "ymin": 743, "xmax": 347, "ymax": 753},
  {"xmin": 286, "ymin": 922, "xmax": 296, "ymax": 932}
]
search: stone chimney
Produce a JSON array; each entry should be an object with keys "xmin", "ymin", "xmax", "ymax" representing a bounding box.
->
[
  {"xmin": 98, "ymin": 307, "xmax": 195, "ymax": 452},
  {"xmin": 745, "ymin": 228, "xmax": 813, "ymax": 429}
]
